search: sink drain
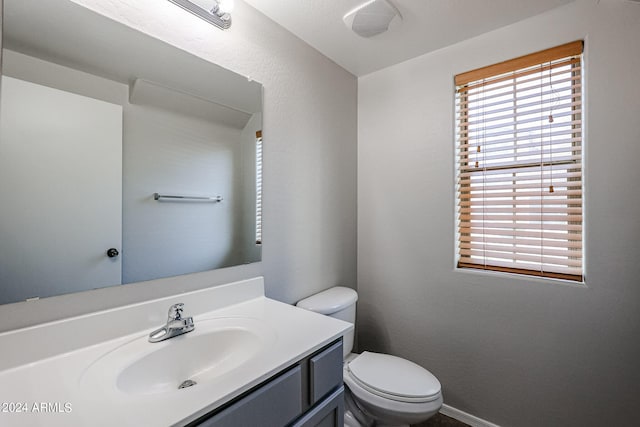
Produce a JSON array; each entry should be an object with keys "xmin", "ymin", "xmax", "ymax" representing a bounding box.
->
[{"xmin": 178, "ymin": 379, "xmax": 197, "ymax": 389}]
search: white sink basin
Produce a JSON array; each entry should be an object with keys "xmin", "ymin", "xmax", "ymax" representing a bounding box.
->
[{"xmin": 80, "ymin": 317, "xmax": 276, "ymax": 396}]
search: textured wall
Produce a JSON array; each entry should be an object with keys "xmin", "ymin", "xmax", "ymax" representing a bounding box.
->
[
  {"xmin": 357, "ymin": 1, "xmax": 640, "ymax": 426},
  {"xmin": 0, "ymin": 0, "xmax": 357, "ymax": 330}
]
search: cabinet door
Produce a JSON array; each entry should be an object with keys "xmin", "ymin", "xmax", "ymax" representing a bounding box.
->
[
  {"xmin": 309, "ymin": 340, "xmax": 343, "ymax": 405},
  {"xmin": 291, "ymin": 386, "xmax": 344, "ymax": 427},
  {"xmin": 195, "ymin": 366, "xmax": 302, "ymax": 427}
]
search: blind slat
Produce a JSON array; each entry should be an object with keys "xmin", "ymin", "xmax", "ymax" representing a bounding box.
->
[
  {"xmin": 460, "ymin": 249, "xmax": 582, "ymax": 266},
  {"xmin": 460, "ymin": 179, "xmax": 581, "ymax": 193},
  {"xmin": 459, "ymin": 128, "xmax": 581, "ymax": 146},
  {"xmin": 460, "ymin": 189, "xmax": 581, "ymax": 200},
  {"xmin": 459, "ymin": 164, "xmax": 581, "ymax": 179},
  {"xmin": 459, "ymin": 213, "xmax": 582, "ymax": 222},
  {"xmin": 460, "ymin": 206, "xmax": 582, "ymax": 214},
  {"xmin": 460, "ymin": 171, "xmax": 581, "ymax": 184},
  {"xmin": 460, "ymin": 244, "xmax": 582, "ymax": 258},
  {"xmin": 458, "ymin": 137, "xmax": 581, "ymax": 155},
  {"xmin": 459, "ymin": 200, "xmax": 582, "ymax": 208},
  {"xmin": 460, "ymin": 223, "xmax": 582, "ymax": 232},
  {"xmin": 464, "ymin": 181, "xmax": 582, "ymax": 193},
  {"xmin": 460, "ymin": 158, "xmax": 581, "ymax": 173},
  {"xmin": 460, "ymin": 147, "xmax": 581, "ymax": 165},
  {"xmin": 459, "ymin": 230, "xmax": 582, "ymax": 238},
  {"xmin": 459, "ymin": 235, "xmax": 582, "ymax": 249}
]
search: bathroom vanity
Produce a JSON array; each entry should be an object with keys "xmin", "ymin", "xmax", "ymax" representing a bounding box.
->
[
  {"xmin": 188, "ymin": 339, "xmax": 344, "ymax": 427},
  {"xmin": 0, "ymin": 278, "xmax": 351, "ymax": 427}
]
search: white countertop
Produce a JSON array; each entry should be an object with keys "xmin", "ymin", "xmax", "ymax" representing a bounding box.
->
[{"xmin": 0, "ymin": 278, "xmax": 351, "ymax": 426}]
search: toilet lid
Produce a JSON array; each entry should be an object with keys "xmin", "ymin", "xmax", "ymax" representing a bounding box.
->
[{"xmin": 347, "ymin": 352, "xmax": 441, "ymax": 403}]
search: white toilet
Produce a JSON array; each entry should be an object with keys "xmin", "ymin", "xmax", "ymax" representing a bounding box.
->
[{"xmin": 297, "ymin": 287, "xmax": 443, "ymax": 427}]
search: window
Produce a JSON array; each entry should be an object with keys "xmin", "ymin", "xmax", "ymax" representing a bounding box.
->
[
  {"xmin": 455, "ymin": 41, "xmax": 584, "ymax": 282},
  {"xmin": 255, "ymin": 130, "xmax": 263, "ymax": 245}
]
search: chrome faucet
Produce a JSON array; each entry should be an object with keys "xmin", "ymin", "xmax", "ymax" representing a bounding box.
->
[{"xmin": 148, "ymin": 303, "xmax": 195, "ymax": 343}]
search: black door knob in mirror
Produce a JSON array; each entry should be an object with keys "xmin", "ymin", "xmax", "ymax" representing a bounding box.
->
[{"xmin": 107, "ymin": 248, "xmax": 119, "ymax": 258}]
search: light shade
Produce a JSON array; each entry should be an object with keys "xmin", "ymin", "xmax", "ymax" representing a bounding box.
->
[
  {"xmin": 216, "ymin": 0, "xmax": 235, "ymax": 14},
  {"xmin": 343, "ymin": 0, "xmax": 402, "ymax": 38}
]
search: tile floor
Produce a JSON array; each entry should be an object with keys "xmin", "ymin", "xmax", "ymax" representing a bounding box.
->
[{"xmin": 412, "ymin": 412, "xmax": 471, "ymax": 427}]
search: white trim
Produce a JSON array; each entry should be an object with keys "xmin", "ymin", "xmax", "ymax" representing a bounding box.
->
[{"xmin": 440, "ymin": 403, "xmax": 501, "ymax": 427}]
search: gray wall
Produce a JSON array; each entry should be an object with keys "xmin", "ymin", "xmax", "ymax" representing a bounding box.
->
[
  {"xmin": 357, "ymin": 1, "xmax": 640, "ymax": 426},
  {"xmin": 0, "ymin": 0, "xmax": 357, "ymax": 330}
]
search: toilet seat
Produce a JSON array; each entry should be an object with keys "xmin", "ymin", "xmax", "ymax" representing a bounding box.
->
[
  {"xmin": 343, "ymin": 352, "xmax": 443, "ymax": 425},
  {"xmin": 346, "ymin": 352, "xmax": 441, "ymax": 403}
]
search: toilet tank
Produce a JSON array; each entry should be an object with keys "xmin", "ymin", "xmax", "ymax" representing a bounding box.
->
[{"xmin": 296, "ymin": 286, "xmax": 358, "ymax": 356}]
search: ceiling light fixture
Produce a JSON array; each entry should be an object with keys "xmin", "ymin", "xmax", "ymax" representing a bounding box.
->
[
  {"xmin": 168, "ymin": 0, "xmax": 234, "ymax": 30},
  {"xmin": 343, "ymin": 0, "xmax": 402, "ymax": 38}
]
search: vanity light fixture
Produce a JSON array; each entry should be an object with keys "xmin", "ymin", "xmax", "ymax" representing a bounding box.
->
[{"xmin": 168, "ymin": 0, "xmax": 235, "ymax": 30}]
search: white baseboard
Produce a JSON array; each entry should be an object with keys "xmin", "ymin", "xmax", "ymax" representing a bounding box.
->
[{"xmin": 440, "ymin": 404, "xmax": 501, "ymax": 427}]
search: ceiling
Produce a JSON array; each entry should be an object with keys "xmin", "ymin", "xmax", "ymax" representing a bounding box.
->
[{"xmin": 244, "ymin": 0, "xmax": 575, "ymax": 76}]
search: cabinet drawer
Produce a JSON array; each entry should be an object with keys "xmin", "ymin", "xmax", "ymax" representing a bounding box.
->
[
  {"xmin": 196, "ymin": 366, "xmax": 302, "ymax": 427},
  {"xmin": 291, "ymin": 386, "xmax": 344, "ymax": 427},
  {"xmin": 309, "ymin": 340, "xmax": 343, "ymax": 405}
]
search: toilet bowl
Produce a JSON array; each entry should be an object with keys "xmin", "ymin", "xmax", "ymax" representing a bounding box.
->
[
  {"xmin": 343, "ymin": 352, "xmax": 442, "ymax": 426},
  {"xmin": 297, "ymin": 287, "xmax": 442, "ymax": 427}
]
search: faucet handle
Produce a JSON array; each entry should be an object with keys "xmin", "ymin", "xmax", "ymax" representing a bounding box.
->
[{"xmin": 168, "ymin": 303, "xmax": 184, "ymax": 321}]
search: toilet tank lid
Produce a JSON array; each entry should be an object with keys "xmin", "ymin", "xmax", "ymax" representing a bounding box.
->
[{"xmin": 296, "ymin": 286, "xmax": 358, "ymax": 315}]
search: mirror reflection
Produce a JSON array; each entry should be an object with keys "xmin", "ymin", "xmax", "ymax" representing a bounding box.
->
[{"xmin": 0, "ymin": 0, "xmax": 263, "ymax": 305}]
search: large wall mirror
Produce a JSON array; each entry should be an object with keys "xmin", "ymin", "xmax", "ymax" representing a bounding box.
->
[{"xmin": 0, "ymin": 0, "xmax": 263, "ymax": 305}]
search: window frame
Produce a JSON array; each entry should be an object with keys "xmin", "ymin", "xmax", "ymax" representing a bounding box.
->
[{"xmin": 454, "ymin": 41, "xmax": 584, "ymax": 282}]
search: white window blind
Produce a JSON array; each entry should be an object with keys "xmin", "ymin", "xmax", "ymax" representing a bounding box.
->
[
  {"xmin": 255, "ymin": 130, "xmax": 263, "ymax": 245},
  {"xmin": 455, "ymin": 41, "xmax": 584, "ymax": 282}
]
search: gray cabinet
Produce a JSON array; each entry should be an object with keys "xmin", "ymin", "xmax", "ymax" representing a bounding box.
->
[
  {"xmin": 187, "ymin": 338, "xmax": 344, "ymax": 427},
  {"xmin": 194, "ymin": 366, "xmax": 302, "ymax": 427},
  {"xmin": 309, "ymin": 340, "xmax": 343, "ymax": 406},
  {"xmin": 291, "ymin": 387, "xmax": 344, "ymax": 427}
]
